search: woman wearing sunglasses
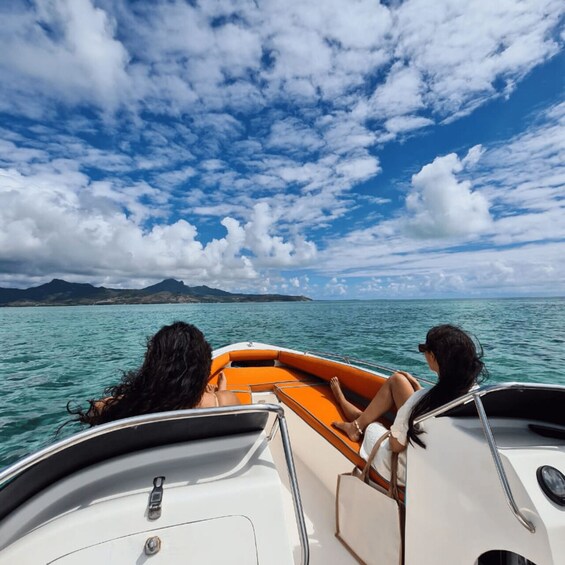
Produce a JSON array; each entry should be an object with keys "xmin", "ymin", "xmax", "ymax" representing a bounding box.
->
[{"xmin": 331, "ymin": 324, "xmax": 487, "ymax": 484}]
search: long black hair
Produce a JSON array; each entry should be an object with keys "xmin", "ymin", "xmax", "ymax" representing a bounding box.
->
[
  {"xmin": 407, "ymin": 324, "xmax": 488, "ymax": 448},
  {"xmin": 68, "ymin": 321, "xmax": 212, "ymax": 426}
]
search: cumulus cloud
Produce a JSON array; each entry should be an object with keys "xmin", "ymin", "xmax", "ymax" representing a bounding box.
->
[
  {"xmin": 0, "ymin": 0, "xmax": 563, "ymax": 295},
  {"xmin": 405, "ymin": 146, "xmax": 492, "ymax": 238},
  {"xmin": 316, "ymin": 100, "xmax": 565, "ymax": 297},
  {"xmin": 0, "ymin": 0, "xmax": 130, "ymax": 113},
  {"xmin": 241, "ymin": 203, "xmax": 317, "ymax": 266},
  {"xmin": 0, "ymin": 166, "xmax": 316, "ymax": 286},
  {"xmin": 326, "ymin": 277, "xmax": 348, "ymax": 296}
]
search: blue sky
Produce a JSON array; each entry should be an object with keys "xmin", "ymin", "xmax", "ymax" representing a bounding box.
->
[{"xmin": 0, "ymin": 0, "xmax": 563, "ymax": 299}]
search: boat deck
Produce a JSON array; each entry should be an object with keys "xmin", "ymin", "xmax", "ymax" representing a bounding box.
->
[{"xmin": 209, "ymin": 357, "xmax": 395, "ymax": 492}]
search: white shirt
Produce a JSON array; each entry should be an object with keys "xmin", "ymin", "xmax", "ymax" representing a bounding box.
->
[{"xmin": 359, "ymin": 388, "xmax": 427, "ymax": 486}]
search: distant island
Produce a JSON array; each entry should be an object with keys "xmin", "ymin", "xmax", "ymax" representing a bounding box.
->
[{"xmin": 0, "ymin": 278, "xmax": 312, "ymax": 307}]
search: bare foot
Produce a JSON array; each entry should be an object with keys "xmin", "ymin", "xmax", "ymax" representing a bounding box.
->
[
  {"xmin": 330, "ymin": 377, "xmax": 362, "ymax": 421},
  {"xmin": 332, "ymin": 420, "xmax": 362, "ymax": 442},
  {"xmin": 217, "ymin": 371, "xmax": 227, "ymax": 391}
]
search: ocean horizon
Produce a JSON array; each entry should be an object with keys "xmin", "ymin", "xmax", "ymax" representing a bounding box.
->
[{"xmin": 1, "ymin": 297, "xmax": 564, "ymax": 469}]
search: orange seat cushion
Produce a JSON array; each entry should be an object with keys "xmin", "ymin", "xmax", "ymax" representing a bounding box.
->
[
  {"xmin": 278, "ymin": 351, "xmax": 386, "ymax": 402},
  {"xmin": 211, "ymin": 349, "xmax": 280, "ymax": 375},
  {"xmin": 209, "ymin": 366, "xmax": 315, "ymax": 392},
  {"xmin": 276, "ymin": 383, "xmax": 400, "ymax": 495}
]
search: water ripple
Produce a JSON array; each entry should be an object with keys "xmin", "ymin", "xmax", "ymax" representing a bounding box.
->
[{"xmin": 1, "ymin": 299, "xmax": 564, "ymax": 468}]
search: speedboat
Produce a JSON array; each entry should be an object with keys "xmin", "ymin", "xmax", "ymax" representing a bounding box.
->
[{"xmin": 0, "ymin": 342, "xmax": 564, "ymax": 564}]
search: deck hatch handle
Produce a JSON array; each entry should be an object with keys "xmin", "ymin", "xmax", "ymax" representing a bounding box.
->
[{"xmin": 148, "ymin": 476, "xmax": 165, "ymax": 520}]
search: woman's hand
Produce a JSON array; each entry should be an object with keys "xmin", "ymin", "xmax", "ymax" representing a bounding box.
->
[
  {"xmin": 389, "ymin": 435, "xmax": 407, "ymax": 453},
  {"xmin": 395, "ymin": 370, "xmax": 422, "ymax": 391}
]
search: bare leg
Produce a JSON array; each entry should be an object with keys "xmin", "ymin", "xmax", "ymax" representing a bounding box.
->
[
  {"xmin": 333, "ymin": 372, "xmax": 416, "ymax": 441},
  {"xmin": 330, "ymin": 377, "xmax": 362, "ymax": 421}
]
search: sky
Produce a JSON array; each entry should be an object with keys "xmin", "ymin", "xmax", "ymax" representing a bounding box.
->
[{"xmin": 0, "ymin": 0, "xmax": 564, "ymax": 299}]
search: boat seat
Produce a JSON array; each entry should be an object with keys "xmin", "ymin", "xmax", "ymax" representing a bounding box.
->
[
  {"xmin": 278, "ymin": 351, "xmax": 385, "ymax": 401},
  {"xmin": 0, "ymin": 410, "xmax": 269, "ymax": 525},
  {"xmin": 211, "ymin": 349, "xmax": 281, "ymax": 376},
  {"xmin": 275, "ymin": 383, "xmax": 402, "ymax": 496},
  {"xmin": 209, "ymin": 366, "xmax": 315, "ymax": 392}
]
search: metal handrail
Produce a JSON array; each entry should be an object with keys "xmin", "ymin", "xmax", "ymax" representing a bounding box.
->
[
  {"xmin": 302, "ymin": 349, "xmax": 437, "ymax": 386},
  {"xmin": 473, "ymin": 394, "xmax": 536, "ymax": 533},
  {"xmin": 0, "ymin": 404, "xmax": 310, "ymax": 565},
  {"xmin": 413, "ymin": 382, "xmax": 565, "ymax": 534}
]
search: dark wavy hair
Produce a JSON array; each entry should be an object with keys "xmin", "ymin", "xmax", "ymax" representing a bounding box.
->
[
  {"xmin": 68, "ymin": 321, "xmax": 212, "ymax": 426},
  {"xmin": 407, "ymin": 324, "xmax": 488, "ymax": 448}
]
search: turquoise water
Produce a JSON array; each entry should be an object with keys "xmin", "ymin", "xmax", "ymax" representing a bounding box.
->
[{"xmin": 1, "ymin": 298, "xmax": 564, "ymax": 468}]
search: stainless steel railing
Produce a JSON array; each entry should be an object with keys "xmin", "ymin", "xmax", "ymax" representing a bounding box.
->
[
  {"xmin": 302, "ymin": 349, "xmax": 437, "ymax": 386},
  {"xmin": 415, "ymin": 382, "xmax": 565, "ymax": 533},
  {"xmin": 472, "ymin": 393, "xmax": 535, "ymax": 533},
  {"xmin": 0, "ymin": 404, "xmax": 310, "ymax": 565}
]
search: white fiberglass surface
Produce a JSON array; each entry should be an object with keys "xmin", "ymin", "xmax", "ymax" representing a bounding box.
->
[
  {"xmin": 261, "ymin": 392, "xmax": 359, "ymax": 565},
  {"xmin": 49, "ymin": 515, "xmax": 258, "ymax": 565},
  {"xmin": 0, "ymin": 430, "xmax": 295, "ymax": 565}
]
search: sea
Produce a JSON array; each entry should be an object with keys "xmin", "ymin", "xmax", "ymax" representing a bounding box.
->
[{"xmin": 1, "ymin": 298, "xmax": 564, "ymax": 469}]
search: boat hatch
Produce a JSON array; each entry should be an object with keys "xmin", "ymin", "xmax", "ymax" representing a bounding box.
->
[{"xmin": 0, "ymin": 405, "xmax": 310, "ymax": 565}]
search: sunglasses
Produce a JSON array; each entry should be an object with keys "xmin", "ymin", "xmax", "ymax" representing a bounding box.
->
[{"xmin": 418, "ymin": 343, "xmax": 429, "ymax": 353}]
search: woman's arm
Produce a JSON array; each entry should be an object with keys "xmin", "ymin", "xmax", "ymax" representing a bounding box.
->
[{"xmin": 395, "ymin": 370, "xmax": 422, "ymax": 391}]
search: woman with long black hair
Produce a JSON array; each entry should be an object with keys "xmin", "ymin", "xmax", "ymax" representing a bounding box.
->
[
  {"xmin": 331, "ymin": 324, "xmax": 487, "ymax": 483},
  {"xmin": 70, "ymin": 321, "xmax": 239, "ymax": 426}
]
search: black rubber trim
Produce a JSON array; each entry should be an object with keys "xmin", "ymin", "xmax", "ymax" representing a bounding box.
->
[{"xmin": 442, "ymin": 388, "xmax": 565, "ymax": 426}]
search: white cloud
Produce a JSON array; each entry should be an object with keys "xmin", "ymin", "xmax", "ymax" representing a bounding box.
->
[
  {"xmin": 393, "ymin": 0, "xmax": 562, "ymax": 117},
  {"xmin": 0, "ymin": 166, "xmax": 317, "ymax": 286},
  {"xmin": 384, "ymin": 116, "xmax": 434, "ymax": 135},
  {"xmin": 366, "ymin": 64, "xmax": 425, "ymax": 119},
  {"xmin": 325, "ymin": 277, "xmax": 348, "ymax": 296},
  {"xmin": 241, "ymin": 202, "xmax": 317, "ymax": 266},
  {"xmin": 0, "ymin": 0, "xmax": 130, "ymax": 113},
  {"xmin": 314, "ymin": 100, "xmax": 564, "ymax": 296},
  {"xmin": 404, "ymin": 146, "xmax": 492, "ymax": 238},
  {"xmin": 0, "ymin": 1, "xmax": 563, "ymax": 296},
  {"xmin": 266, "ymin": 118, "xmax": 325, "ymax": 153}
]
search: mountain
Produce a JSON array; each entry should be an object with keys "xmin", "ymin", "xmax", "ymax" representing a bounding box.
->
[
  {"xmin": 141, "ymin": 279, "xmax": 232, "ymax": 297},
  {"xmin": 0, "ymin": 279, "xmax": 311, "ymax": 306}
]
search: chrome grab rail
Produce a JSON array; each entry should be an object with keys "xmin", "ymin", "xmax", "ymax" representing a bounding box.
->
[
  {"xmin": 302, "ymin": 349, "xmax": 437, "ymax": 386},
  {"xmin": 0, "ymin": 404, "xmax": 310, "ymax": 565},
  {"xmin": 473, "ymin": 393, "xmax": 536, "ymax": 533},
  {"xmin": 414, "ymin": 382, "xmax": 565, "ymax": 534}
]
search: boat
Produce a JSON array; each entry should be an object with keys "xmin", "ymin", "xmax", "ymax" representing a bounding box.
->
[{"xmin": 0, "ymin": 341, "xmax": 564, "ymax": 564}]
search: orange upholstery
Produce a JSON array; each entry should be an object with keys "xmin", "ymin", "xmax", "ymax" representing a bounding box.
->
[
  {"xmin": 276, "ymin": 383, "xmax": 400, "ymax": 495},
  {"xmin": 211, "ymin": 349, "xmax": 281, "ymax": 376},
  {"xmin": 209, "ymin": 366, "xmax": 314, "ymax": 392},
  {"xmin": 211, "ymin": 348, "xmax": 386, "ymax": 402},
  {"xmin": 210, "ymin": 352, "xmax": 231, "ymax": 375},
  {"xmin": 278, "ymin": 351, "xmax": 386, "ymax": 402},
  {"xmin": 229, "ymin": 349, "xmax": 280, "ymax": 362},
  {"xmin": 208, "ymin": 347, "xmax": 401, "ymax": 495}
]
